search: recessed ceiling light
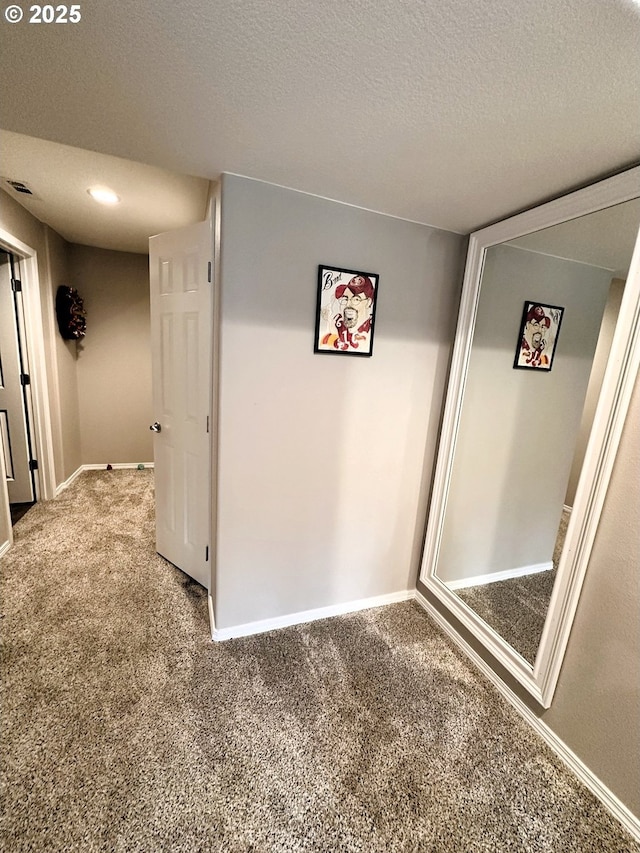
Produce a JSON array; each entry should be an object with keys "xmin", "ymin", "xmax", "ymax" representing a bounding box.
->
[{"xmin": 87, "ymin": 186, "xmax": 120, "ymax": 205}]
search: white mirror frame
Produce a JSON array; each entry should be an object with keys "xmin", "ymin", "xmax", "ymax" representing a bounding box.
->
[{"xmin": 419, "ymin": 166, "xmax": 640, "ymax": 708}]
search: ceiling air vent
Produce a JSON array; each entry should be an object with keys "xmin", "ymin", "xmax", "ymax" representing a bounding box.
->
[{"xmin": 3, "ymin": 178, "xmax": 35, "ymax": 196}]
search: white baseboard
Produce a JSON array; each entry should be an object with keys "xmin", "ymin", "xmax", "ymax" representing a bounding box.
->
[
  {"xmin": 0, "ymin": 540, "xmax": 11, "ymax": 558},
  {"xmin": 54, "ymin": 466, "xmax": 84, "ymax": 496},
  {"xmin": 81, "ymin": 463, "xmax": 155, "ymax": 471},
  {"xmin": 563, "ymin": 504, "xmax": 573, "ymax": 515},
  {"xmin": 414, "ymin": 590, "xmax": 640, "ymax": 843},
  {"xmin": 207, "ymin": 593, "xmax": 216, "ymax": 640},
  {"xmin": 447, "ymin": 560, "xmax": 553, "ymax": 591},
  {"xmin": 54, "ymin": 463, "xmax": 155, "ymax": 496},
  {"xmin": 212, "ymin": 589, "xmax": 415, "ymax": 642}
]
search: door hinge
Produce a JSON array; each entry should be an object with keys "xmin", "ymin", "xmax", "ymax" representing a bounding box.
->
[
  {"xmin": 207, "ymin": 261, "xmax": 212, "ymax": 283},
  {"xmin": 11, "ymin": 278, "xmax": 22, "ymax": 292},
  {"xmin": 29, "ymin": 459, "xmax": 38, "ymax": 471},
  {"xmin": 206, "ymin": 415, "xmax": 210, "ymax": 433},
  {"xmin": 205, "ymin": 545, "xmax": 209, "ymax": 562},
  {"xmin": 20, "ymin": 373, "xmax": 31, "ymax": 386}
]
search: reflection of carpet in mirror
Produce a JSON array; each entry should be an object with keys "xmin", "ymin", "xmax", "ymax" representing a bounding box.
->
[{"xmin": 456, "ymin": 509, "xmax": 570, "ymax": 665}]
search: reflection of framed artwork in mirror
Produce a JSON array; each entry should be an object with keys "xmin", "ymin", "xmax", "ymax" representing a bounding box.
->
[{"xmin": 513, "ymin": 301, "xmax": 564, "ymax": 371}]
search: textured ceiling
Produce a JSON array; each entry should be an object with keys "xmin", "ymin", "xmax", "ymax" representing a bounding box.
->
[
  {"xmin": 0, "ymin": 131, "xmax": 210, "ymax": 254},
  {"xmin": 0, "ymin": 0, "xmax": 639, "ymax": 235},
  {"xmin": 508, "ymin": 199, "xmax": 640, "ymax": 279}
]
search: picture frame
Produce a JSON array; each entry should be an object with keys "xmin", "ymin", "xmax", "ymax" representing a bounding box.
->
[
  {"xmin": 513, "ymin": 300, "xmax": 564, "ymax": 371},
  {"xmin": 314, "ymin": 265, "xmax": 379, "ymax": 356}
]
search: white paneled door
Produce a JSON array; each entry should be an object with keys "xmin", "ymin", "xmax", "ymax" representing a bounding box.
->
[{"xmin": 149, "ymin": 220, "xmax": 212, "ymax": 589}]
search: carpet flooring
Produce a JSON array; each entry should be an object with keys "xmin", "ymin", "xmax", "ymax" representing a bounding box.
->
[
  {"xmin": 456, "ymin": 570, "xmax": 556, "ymax": 666},
  {"xmin": 456, "ymin": 511, "xmax": 570, "ymax": 665},
  {"xmin": 0, "ymin": 472, "xmax": 637, "ymax": 852}
]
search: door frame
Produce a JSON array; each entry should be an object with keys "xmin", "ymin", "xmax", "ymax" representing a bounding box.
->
[
  {"xmin": 208, "ymin": 182, "xmax": 221, "ymax": 620},
  {"xmin": 0, "ymin": 227, "xmax": 56, "ymax": 503}
]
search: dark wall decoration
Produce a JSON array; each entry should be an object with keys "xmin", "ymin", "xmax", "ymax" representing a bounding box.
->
[{"xmin": 55, "ymin": 285, "xmax": 87, "ymax": 340}]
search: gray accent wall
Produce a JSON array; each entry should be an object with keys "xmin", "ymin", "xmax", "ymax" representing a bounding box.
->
[
  {"xmin": 565, "ymin": 277, "xmax": 625, "ymax": 507},
  {"xmin": 215, "ymin": 174, "xmax": 466, "ymax": 629},
  {"xmin": 438, "ymin": 244, "xmax": 612, "ymax": 584}
]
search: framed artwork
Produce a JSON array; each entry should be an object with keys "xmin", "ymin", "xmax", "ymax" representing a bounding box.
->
[
  {"xmin": 513, "ymin": 301, "xmax": 564, "ymax": 371},
  {"xmin": 314, "ymin": 265, "xmax": 379, "ymax": 356}
]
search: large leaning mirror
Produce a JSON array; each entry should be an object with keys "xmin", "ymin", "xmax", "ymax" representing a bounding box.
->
[{"xmin": 419, "ymin": 167, "xmax": 640, "ymax": 708}]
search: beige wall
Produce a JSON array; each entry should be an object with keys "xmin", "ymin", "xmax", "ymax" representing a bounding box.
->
[
  {"xmin": 45, "ymin": 228, "xmax": 82, "ymax": 480},
  {"xmin": 0, "ymin": 188, "xmax": 80, "ymax": 486},
  {"xmin": 0, "ymin": 188, "xmax": 45, "ymax": 261},
  {"xmin": 542, "ymin": 368, "xmax": 640, "ymax": 816},
  {"xmin": 68, "ymin": 245, "xmax": 152, "ymax": 465}
]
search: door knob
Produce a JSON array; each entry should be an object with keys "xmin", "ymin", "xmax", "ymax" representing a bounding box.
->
[{"xmin": 149, "ymin": 422, "xmax": 162, "ymax": 433}]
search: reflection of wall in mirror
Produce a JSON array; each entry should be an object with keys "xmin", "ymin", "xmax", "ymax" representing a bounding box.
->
[
  {"xmin": 438, "ymin": 244, "xmax": 612, "ymax": 585},
  {"xmin": 565, "ymin": 277, "xmax": 625, "ymax": 506}
]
